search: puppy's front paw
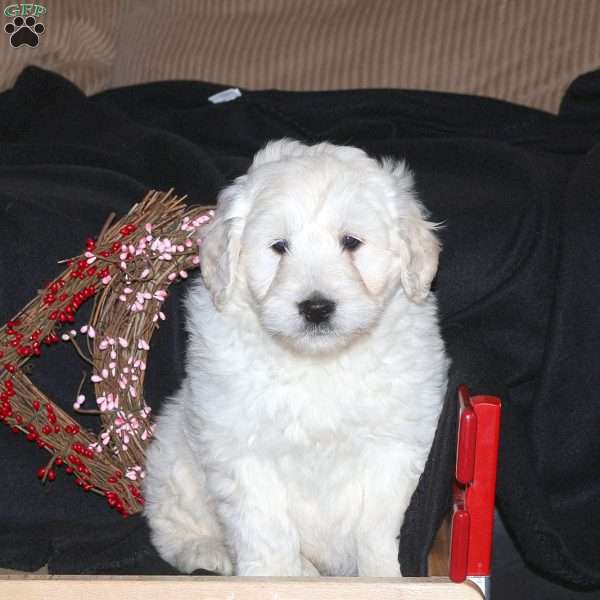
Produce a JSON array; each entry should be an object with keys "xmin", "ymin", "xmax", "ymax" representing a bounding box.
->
[
  {"xmin": 357, "ymin": 540, "xmax": 402, "ymax": 577},
  {"xmin": 236, "ymin": 558, "xmax": 304, "ymax": 576},
  {"xmin": 357, "ymin": 553, "xmax": 402, "ymax": 577},
  {"xmin": 175, "ymin": 537, "xmax": 233, "ymax": 575},
  {"xmin": 301, "ymin": 555, "xmax": 320, "ymax": 576}
]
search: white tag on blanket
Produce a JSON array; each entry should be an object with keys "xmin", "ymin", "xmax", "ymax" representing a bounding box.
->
[{"xmin": 208, "ymin": 88, "xmax": 242, "ymax": 104}]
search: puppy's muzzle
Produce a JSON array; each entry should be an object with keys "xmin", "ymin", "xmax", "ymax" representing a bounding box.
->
[{"xmin": 298, "ymin": 294, "xmax": 336, "ymax": 325}]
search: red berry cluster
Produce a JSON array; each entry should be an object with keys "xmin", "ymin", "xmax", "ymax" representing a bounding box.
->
[
  {"xmin": 119, "ymin": 223, "xmax": 137, "ymax": 237},
  {"xmin": 65, "ymin": 442, "xmax": 94, "ymax": 487},
  {"xmin": 4, "ymin": 328, "xmax": 62, "ymax": 372},
  {"xmin": 29, "ymin": 402, "xmax": 85, "ymax": 456},
  {"xmin": 86, "ymin": 237, "xmax": 114, "ymax": 259},
  {"xmin": 129, "ymin": 483, "xmax": 144, "ymax": 507},
  {"xmin": 0, "ymin": 378, "xmax": 15, "ymax": 423},
  {"xmin": 23, "ymin": 402, "xmax": 61, "ymax": 450},
  {"xmin": 47, "ymin": 283, "xmax": 97, "ymax": 324},
  {"xmin": 37, "ymin": 466, "xmax": 56, "ymax": 481},
  {"xmin": 104, "ymin": 470, "xmax": 133, "ymax": 516},
  {"xmin": 4, "ymin": 320, "xmax": 61, "ymax": 367},
  {"xmin": 42, "ymin": 278, "xmax": 66, "ymax": 305}
]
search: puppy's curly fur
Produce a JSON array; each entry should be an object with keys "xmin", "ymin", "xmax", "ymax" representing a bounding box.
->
[{"xmin": 144, "ymin": 139, "xmax": 448, "ymax": 576}]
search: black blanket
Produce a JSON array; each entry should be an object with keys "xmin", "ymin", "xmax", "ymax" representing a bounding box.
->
[{"xmin": 0, "ymin": 67, "xmax": 599, "ymax": 590}]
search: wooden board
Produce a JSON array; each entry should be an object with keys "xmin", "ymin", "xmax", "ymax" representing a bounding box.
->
[{"xmin": 0, "ymin": 575, "xmax": 482, "ymax": 600}]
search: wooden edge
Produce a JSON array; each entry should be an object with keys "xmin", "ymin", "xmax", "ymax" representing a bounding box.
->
[{"xmin": 0, "ymin": 575, "xmax": 483, "ymax": 600}]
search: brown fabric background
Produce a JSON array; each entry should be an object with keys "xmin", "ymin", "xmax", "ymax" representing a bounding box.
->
[{"xmin": 1, "ymin": 0, "xmax": 599, "ymax": 113}]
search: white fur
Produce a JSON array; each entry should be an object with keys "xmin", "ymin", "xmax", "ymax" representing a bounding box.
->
[{"xmin": 144, "ymin": 139, "xmax": 448, "ymax": 577}]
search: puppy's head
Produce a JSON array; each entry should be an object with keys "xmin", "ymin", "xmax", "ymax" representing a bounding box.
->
[{"xmin": 199, "ymin": 139, "xmax": 440, "ymax": 354}]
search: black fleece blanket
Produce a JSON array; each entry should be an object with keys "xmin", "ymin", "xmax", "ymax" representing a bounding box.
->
[{"xmin": 0, "ymin": 67, "xmax": 599, "ymax": 590}]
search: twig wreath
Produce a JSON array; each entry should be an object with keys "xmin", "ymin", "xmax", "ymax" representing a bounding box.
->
[{"xmin": 0, "ymin": 190, "xmax": 212, "ymax": 517}]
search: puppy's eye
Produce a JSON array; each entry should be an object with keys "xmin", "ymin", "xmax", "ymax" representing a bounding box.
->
[
  {"xmin": 271, "ymin": 240, "xmax": 288, "ymax": 255},
  {"xmin": 341, "ymin": 235, "xmax": 362, "ymax": 251}
]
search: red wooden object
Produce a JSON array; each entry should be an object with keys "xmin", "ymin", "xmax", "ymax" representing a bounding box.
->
[{"xmin": 449, "ymin": 384, "xmax": 501, "ymax": 583}]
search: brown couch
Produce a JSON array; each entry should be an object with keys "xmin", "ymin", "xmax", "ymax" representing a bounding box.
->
[{"xmin": 2, "ymin": 0, "xmax": 600, "ymax": 113}]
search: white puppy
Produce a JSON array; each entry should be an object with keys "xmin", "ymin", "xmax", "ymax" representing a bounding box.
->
[{"xmin": 144, "ymin": 139, "xmax": 448, "ymax": 577}]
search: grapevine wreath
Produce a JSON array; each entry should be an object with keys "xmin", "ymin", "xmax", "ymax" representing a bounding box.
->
[{"xmin": 0, "ymin": 190, "xmax": 212, "ymax": 517}]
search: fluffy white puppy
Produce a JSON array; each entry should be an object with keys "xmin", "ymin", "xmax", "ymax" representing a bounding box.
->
[{"xmin": 144, "ymin": 139, "xmax": 448, "ymax": 577}]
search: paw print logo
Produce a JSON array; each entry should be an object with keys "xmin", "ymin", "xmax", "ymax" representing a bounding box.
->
[{"xmin": 4, "ymin": 15, "xmax": 45, "ymax": 48}]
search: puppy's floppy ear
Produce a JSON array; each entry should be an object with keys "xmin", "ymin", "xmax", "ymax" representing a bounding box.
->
[
  {"xmin": 198, "ymin": 178, "xmax": 250, "ymax": 310},
  {"xmin": 383, "ymin": 159, "xmax": 441, "ymax": 303}
]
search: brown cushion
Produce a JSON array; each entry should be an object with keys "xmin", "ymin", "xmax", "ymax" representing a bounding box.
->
[{"xmin": 2, "ymin": 0, "xmax": 600, "ymax": 112}]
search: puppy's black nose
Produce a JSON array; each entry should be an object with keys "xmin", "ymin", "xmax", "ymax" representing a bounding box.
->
[{"xmin": 298, "ymin": 295, "xmax": 336, "ymax": 324}]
